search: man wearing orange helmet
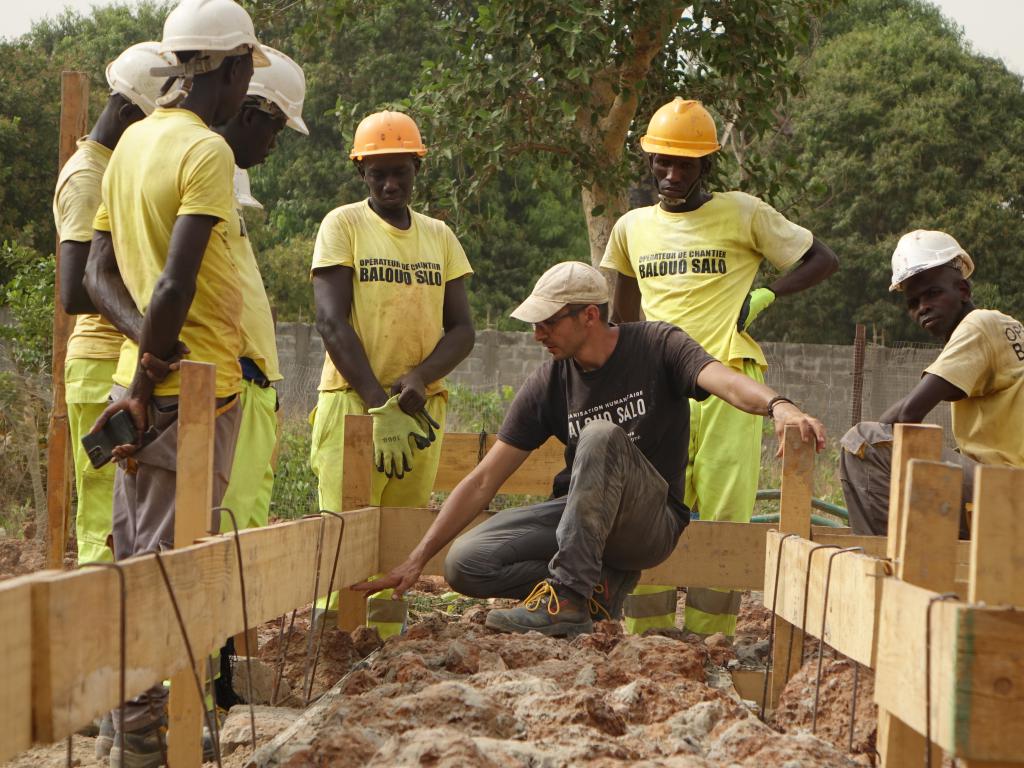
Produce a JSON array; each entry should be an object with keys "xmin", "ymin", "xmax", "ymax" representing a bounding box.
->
[
  {"xmin": 602, "ymin": 98, "xmax": 838, "ymax": 638},
  {"xmin": 310, "ymin": 110, "xmax": 475, "ymax": 636}
]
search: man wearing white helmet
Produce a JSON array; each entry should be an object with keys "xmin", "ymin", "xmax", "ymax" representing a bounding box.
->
[
  {"xmin": 840, "ymin": 230, "xmax": 1024, "ymax": 535},
  {"xmin": 52, "ymin": 41, "xmax": 171, "ymax": 569},
  {"xmin": 83, "ymin": 0, "xmax": 266, "ymax": 762},
  {"xmin": 213, "ymin": 46, "xmax": 307, "ymax": 532}
]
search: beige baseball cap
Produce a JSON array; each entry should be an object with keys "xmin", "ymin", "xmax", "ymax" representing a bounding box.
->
[{"xmin": 510, "ymin": 261, "xmax": 609, "ymax": 323}]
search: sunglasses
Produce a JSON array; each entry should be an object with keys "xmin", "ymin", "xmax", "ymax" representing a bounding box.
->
[{"xmin": 533, "ymin": 305, "xmax": 588, "ymax": 332}]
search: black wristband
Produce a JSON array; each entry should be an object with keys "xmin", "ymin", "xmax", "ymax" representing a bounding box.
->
[{"xmin": 767, "ymin": 396, "xmax": 795, "ymax": 418}]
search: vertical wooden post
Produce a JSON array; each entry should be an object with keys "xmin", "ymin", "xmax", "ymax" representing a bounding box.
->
[
  {"xmin": 167, "ymin": 361, "xmax": 215, "ymax": 767},
  {"xmin": 961, "ymin": 465, "xmax": 1024, "ymax": 768},
  {"xmin": 45, "ymin": 71, "xmax": 89, "ymax": 568},
  {"xmin": 850, "ymin": 323, "xmax": 866, "ymax": 427},
  {"xmin": 338, "ymin": 414, "xmax": 373, "ymax": 630},
  {"xmin": 878, "ymin": 439, "xmax": 955, "ymax": 768},
  {"xmin": 767, "ymin": 425, "xmax": 814, "ymax": 708},
  {"xmin": 886, "ymin": 424, "xmax": 942, "ymax": 561}
]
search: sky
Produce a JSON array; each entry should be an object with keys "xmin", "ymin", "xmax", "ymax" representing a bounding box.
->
[{"xmin": 0, "ymin": 0, "xmax": 1022, "ymax": 75}]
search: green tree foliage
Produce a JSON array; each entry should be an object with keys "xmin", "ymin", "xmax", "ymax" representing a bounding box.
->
[
  {"xmin": 757, "ymin": 0, "xmax": 1024, "ymax": 343},
  {"xmin": 410, "ymin": 0, "xmax": 834, "ymax": 263},
  {"xmin": 0, "ymin": 241, "xmax": 55, "ymax": 373}
]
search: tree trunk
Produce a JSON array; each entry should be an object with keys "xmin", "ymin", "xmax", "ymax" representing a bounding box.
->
[{"xmin": 581, "ymin": 183, "xmax": 629, "ymax": 268}]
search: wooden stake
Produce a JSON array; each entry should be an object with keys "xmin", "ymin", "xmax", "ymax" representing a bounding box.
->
[
  {"xmin": 168, "ymin": 361, "xmax": 216, "ymax": 767},
  {"xmin": 850, "ymin": 323, "xmax": 866, "ymax": 427},
  {"xmin": 886, "ymin": 423, "xmax": 942, "ymax": 561},
  {"xmin": 961, "ymin": 465, "xmax": 1024, "ymax": 768},
  {"xmin": 878, "ymin": 443, "xmax": 954, "ymax": 768},
  {"xmin": 45, "ymin": 71, "xmax": 89, "ymax": 569},
  {"xmin": 767, "ymin": 425, "xmax": 814, "ymax": 708},
  {"xmin": 337, "ymin": 414, "xmax": 374, "ymax": 631}
]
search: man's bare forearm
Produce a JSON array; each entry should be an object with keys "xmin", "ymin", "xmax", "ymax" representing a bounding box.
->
[{"xmin": 85, "ymin": 231, "xmax": 144, "ymax": 341}]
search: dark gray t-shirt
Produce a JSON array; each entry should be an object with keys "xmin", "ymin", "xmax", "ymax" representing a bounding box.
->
[{"xmin": 498, "ymin": 321, "xmax": 716, "ymax": 515}]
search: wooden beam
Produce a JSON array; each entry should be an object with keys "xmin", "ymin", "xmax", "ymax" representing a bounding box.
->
[
  {"xmin": 769, "ymin": 425, "xmax": 814, "ymax": 709},
  {"xmin": 433, "ymin": 433, "xmax": 565, "ymax": 495},
  {"xmin": 886, "ymin": 423, "xmax": 943, "ymax": 561},
  {"xmin": 762, "ymin": 530, "xmax": 887, "ymax": 667},
  {"xmin": 31, "ymin": 510, "xmax": 378, "ymax": 741},
  {"xmin": 46, "ymin": 70, "xmax": 90, "ymax": 569},
  {"xmin": 341, "ymin": 414, "xmax": 372, "ymax": 511},
  {"xmin": 878, "ymin": 453, "xmax": 958, "ymax": 768},
  {"xmin": 168, "ymin": 361, "xmax": 217, "ymax": 768},
  {"xmin": 0, "ymin": 575, "xmax": 36, "ymax": 762}
]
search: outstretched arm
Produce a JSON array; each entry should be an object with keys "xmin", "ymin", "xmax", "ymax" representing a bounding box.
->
[
  {"xmin": 696, "ymin": 360, "xmax": 826, "ymax": 456},
  {"xmin": 352, "ymin": 439, "xmax": 530, "ymax": 597},
  {"xmin": 391, "ymin": 276, "xmax": 476, "ymax": 414},
  {"xmin": 879, "ymin": 373, "xmax": 965, "ymax": 425}
]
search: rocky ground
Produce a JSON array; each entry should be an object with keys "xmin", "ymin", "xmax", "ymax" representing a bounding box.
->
[{"xmin": 2, "ymin": 570, "xmax": 877, "ymax": 767}]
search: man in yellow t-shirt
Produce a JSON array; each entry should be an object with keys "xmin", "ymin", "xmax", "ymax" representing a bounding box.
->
[
  {"xmin": 310, "ymin": 111, "xmax": 475, "ymax": 636},
  {"xmin": 602, "ymin": 98, "xmax": 838, "ymax": 638},
  {"xmin": 52, "ymin": 42, "xmax": 171, "ymax": 566},
  {"xmin": 215, "ymin": 47, "xmax": 309, "ymax": 531},
  {"xmin": 83, "ymin": 2, "xmax": 267, "ymax": 750},
  {"xmin": 841, "ymin": 230, "xmax": 1022, "ymax": 535}
]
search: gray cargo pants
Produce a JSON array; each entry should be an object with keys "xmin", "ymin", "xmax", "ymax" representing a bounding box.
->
[
  {"xmin": 109, "ymin": 387, "xmax": 242, "ymax": 732},
  {"xmin": 445, "ymin": 420, "xmax": 686, "ymax": 601},
  {"xmin": 839, "ymin": 421, "xmax": 975, "ymax": 536}
]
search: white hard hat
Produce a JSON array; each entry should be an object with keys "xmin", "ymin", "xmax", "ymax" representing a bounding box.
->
[
  {"xmin": 153, "ymin": 0, "xmax": 269, "ymax": 107},
  {"xmin": 246, "ymin": 46, "xmax": 308, "ymax": 135},
  {"xmin": 889, "ymin": 229, "xmax": 974, "ymax": 292},
  {"xmin": 106, "ymin": 42, "xmax": 175, "ymax": 115},
  {"xmin": 233, "ymin": 167, "xmax": 262, "ymax": 209}
]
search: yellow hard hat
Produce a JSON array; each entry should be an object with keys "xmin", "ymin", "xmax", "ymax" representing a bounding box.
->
[
  {"xmin": 349, "ymin": 110, "xmax": 427, "ymax": 160},
  {"xmin": 640, "ymin": 98, "xmax": 720, "ymax": 157}
]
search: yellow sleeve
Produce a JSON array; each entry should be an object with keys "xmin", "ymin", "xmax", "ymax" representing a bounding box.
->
[
  {"xmin": 177, "ymin": 136, "xmax": 234, "ymax": 222},
  {"xmin": 925, "ymin": 314, "xmax": 994, "ymax": 397},
  {"xmin": 750, "ymin": 199, "xmax": 813, "ymax": 272},
  {"xmin": 443, "ymin": 224, "xmax": 473, "ymax": 282},
  {"xmin": 311, "ymin": 210, "xmax": 353, "ymax": 272},
  {"xmin": 93, "ymin": 200, "xmax": 111, "ymax": 233},
  {"xmin": 600, "ymin": 216, "xmax": 636, "ymax": 277},
  {"xmin": 56, "ymin": 172, "xmax": 103, "ymax": 242}
]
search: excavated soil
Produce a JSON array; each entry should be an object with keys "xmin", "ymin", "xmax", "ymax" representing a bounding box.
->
[{"xmin": 266, "ymin": 611, "xmax": 861, "ymax": 767}]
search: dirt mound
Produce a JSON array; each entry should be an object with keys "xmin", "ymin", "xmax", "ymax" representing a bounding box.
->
[
  {"xmin": 269, "ymin": 611, "xmax": 861, "ymax": 767},
  {"xmin": 771, "ymin": 654, "xmax": 877, "ymax": 757}
]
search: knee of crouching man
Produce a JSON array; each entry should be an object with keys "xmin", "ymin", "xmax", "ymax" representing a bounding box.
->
[{"xmin": 577, "ymin": 418, "xmax": 624, "ymax": 448}]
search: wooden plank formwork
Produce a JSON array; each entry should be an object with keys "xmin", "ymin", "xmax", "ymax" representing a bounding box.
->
[{"xmin": 0, "ymin": 575, "xmax": 39, "ymax": 763}]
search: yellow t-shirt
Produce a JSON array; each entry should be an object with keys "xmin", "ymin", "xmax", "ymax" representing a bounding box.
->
[
  {"xmin": 227, "ymin": 202, "xmax": 281, "ymax": 381},
  {"xmin": 52, "ymin": 138, "xmax": 123, "ymax": 361},
  {"xmin": 925, "ymin": 309, "xmax": 1024, "ymax": 466},
  {"xmin": 94, "ymin": 108, "xmax": 242, "ymax": 397},
  {"xmin": 311, "ymin": 199, "xmax": 473, "ymax": 394},
  {"xmin": 601, "ymin": 191, "xmax": 812, "ymax": 366}
]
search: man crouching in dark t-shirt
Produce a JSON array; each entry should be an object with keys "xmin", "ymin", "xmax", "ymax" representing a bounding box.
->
[{"xmin": 354, "ymin": 261, "xmax": 826, "ymax": 637}]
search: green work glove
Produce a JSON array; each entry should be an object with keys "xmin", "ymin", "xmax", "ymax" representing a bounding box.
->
[
  {"xmin": 737, "ymin": 287, "xmax": 776, "ymax": 332},
  {"xmin": 367, "ymin": 395, "xmax": 430, "ymax": 478},
  {"xmin": 411, "ymin": 409, "xmax": 441, "ymax": 450}
]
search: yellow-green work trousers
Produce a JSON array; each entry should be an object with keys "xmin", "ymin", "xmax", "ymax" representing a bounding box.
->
[
  {"xmin": 624, "ymin": 359, "xmax": 763, "ymax": 637},
  {"xmin": 310, "ymin": 389, "xmax": 448, "ymax": 638},
  {"xmin": 220, "ymin": 380, "xmax": 279, "ymax": 531},
  {"xmin": 65, "ymin": 357, "xmax": 117, "ymax": 564}
]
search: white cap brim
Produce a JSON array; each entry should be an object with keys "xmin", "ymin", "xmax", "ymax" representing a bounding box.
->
[{"xmin": 510, "ymin": 296, "xmax": 568, "ymax": 324}]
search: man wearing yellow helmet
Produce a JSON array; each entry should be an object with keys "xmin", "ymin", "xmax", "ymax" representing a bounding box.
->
[
  {"xmin": 602, "ymin": 98, "xmax": 838, "ymax": 638},
  {"xmin": 310, "ymin": 110, "xmax": 475, "ymax": 637}
]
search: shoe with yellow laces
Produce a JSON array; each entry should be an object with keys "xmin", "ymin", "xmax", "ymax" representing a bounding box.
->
[
  {"xmin": 588, "ymin": 569, "xmax": 642, "ymax": 622},
  {"xmin": 485, "ymin": 579, "xmax": 593, "ymax": 637}
]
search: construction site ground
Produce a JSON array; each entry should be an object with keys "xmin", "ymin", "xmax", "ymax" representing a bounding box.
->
[{"xmin": 2, "ymin": 543, "xmax": 878, "ymax": 768}]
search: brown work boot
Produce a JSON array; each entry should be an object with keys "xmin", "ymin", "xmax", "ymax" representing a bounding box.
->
[
  {"xmin": 485, "ymin": 579, "xmax": 593, "ymax": 637},
  {"xmin": 588, "ymin": 568, "xmax": 641, "ymax": 621}
]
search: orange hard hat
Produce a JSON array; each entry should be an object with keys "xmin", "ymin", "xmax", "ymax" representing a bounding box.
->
[
  {"xmin": 349, "ymin": 110, "xmax": 428, "ymax": 160},
  {"xmin": 640, "ymin": 98, "xmax": 720, "ymax": 158}
]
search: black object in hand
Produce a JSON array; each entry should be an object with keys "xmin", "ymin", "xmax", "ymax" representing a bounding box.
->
[{"xmin": 81, "ymin": 410, "xmax": 137, "ymax": 469}]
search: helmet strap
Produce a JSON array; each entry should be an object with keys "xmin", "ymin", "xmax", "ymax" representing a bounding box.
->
[
  {"xmin": 152, "ymin": 45, "xmax": 251, "ymax": 108},
  {"xmin": 658, "ymin": 171, "xmax": 704, "ymax": 207}
]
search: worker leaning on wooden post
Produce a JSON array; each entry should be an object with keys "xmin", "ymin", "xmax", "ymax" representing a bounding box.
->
[
  {"xmin": 213, "ymin": 47, "xmax": 309, "ymax": 531},
  {"xmin": 355, "ymin": 262, "xmax": 826, "ymax": 638},
  {"xmin": 840, "ymin": 230, "xmax": 1024, "ymax": 535},
  {"xmin": 83, "ymin": 0, "xmax": 267, "ymax": 761},
  {"xmin": 601, "ymin": 98, "xmax": 839, "ymax": 638},
  {"xmin": 51, "ymin": 42, "xmax": 172, "ymax": 566},
  {"xmin": 309, "ymin": 110, "xmax": 475, "ymax": 638}
]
